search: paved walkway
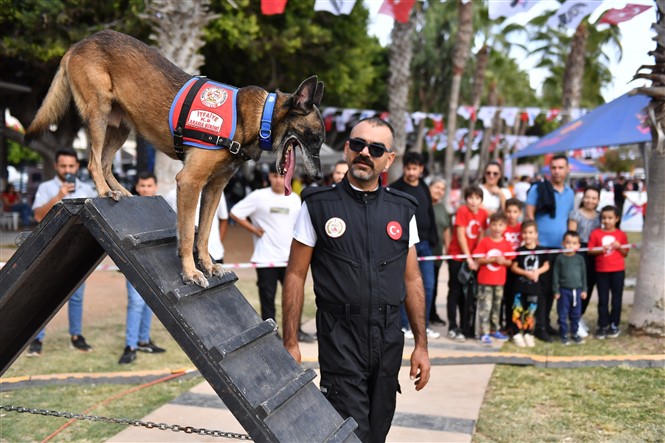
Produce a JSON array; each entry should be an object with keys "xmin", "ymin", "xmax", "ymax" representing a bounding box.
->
[{"xmin": 107, "ymin": 322, "xmax": 500, "ymax": 443}]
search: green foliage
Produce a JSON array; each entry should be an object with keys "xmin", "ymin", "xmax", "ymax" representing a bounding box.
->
[
  {"xmin": 202, "ymin": 0, "xmax": 388, "ymax": 109},
  {"xmin": 600, "ymin": 146, "xmax": 640, "ymax": 173},
  {"xmin": 7, "ymin": 139, "xmax": 41, "ymax": 165}
]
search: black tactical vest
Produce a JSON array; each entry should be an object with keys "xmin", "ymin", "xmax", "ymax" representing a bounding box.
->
[{"xmin": 303, "ymin": 177, "xmax": 417, "ymax": 309}]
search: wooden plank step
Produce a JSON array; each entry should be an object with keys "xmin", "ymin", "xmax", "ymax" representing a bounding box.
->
[
  {"xmin": 122, "ymin": 228, "xmax": 177, "ymax": 248},
  {"xmin": 257, "ymin": 368, "xmax": 317, "ymax": 418},
  {"xmin": 211, "ymin": 319, "xmax": 278, "ymax": 361}
]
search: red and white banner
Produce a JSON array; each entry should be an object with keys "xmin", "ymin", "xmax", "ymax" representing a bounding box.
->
[
  {"xmin": 261, "ymin": 0, "xmax": 288, "ymax": 15},
  {"xmin": 547, "ymin": 1, "xmax": 601, "ymax": 30},
  {"xmin": 599, "ymin": 3, "xmax": 651, "ymax": 25},
  {"xmin": 314, "ymin": 0, "xmax": 356, "ymax": 15},
  {"xmin": 488, "ymin": 0, "xmax": 538, "ymax": 20},
  {"xmin": 378, "ymin": 0, "xmax": 415, "ymax": 24}
]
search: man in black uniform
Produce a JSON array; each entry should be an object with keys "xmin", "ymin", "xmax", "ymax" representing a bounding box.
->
[{"xmin": 283, "ymin": 117, "xmax": 431, "ymax": 443}]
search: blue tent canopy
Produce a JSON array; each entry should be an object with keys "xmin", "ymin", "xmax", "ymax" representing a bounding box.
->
[{"xmin": 514, "ymin": 93, "xmax": 651, "ymax": 158}]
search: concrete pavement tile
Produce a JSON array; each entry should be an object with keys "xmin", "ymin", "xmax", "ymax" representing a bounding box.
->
[
  {"xmin": 107, "ymin": 404, "xmax": 245, "ymax": 442},
  {"xmin": 387, "ymin": 426, "xmax": 471, "ymax": 443}
]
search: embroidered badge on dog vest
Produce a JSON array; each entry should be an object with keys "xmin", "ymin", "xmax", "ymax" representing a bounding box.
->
[{"xmin": 169, "ymin": 78, "xmax": 238, "ymax": 150}]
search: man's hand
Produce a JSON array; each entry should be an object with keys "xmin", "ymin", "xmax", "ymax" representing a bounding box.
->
[
  {"xmin": 286, "ymin": 343, "xmax": 302, "ymax": 364},
  {"xmin": 60, "ymin": 181, "xmax": 75, "ymax": 197},
  {"xmin": 410, "ymin": 347, "xmax": 431, "ymax": 391}
]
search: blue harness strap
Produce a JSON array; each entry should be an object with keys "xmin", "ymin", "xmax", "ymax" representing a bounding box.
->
[{"xmin": 259, "ymin": 93, "xmax": 277, "ymax": 151}]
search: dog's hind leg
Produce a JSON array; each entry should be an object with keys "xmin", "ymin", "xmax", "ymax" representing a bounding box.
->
[
  {"xmin": 100, "ymin": 123, "xmax": 133, "ymax": 197},
  {"xmin": 197, "ymin": 170, "xmax": 232, "ymax": 278}
]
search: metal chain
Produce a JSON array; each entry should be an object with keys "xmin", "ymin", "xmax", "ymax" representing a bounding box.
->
[{"xmin": 0, "ymin": 404, "xmax": 252, "ymax": 440}]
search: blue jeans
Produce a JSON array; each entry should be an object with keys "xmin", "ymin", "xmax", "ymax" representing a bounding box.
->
[
  {"xmin": 401, "ymin": 240, "xmax": 434, "ymax": 330},
  {"xmin": 557, "ymin": 287, "xmax": 582, "ymax": 338},
  {"xmin": 36, "ymin": 284, "xmax": 85, "ymax": 340},
  {"xmin": 125, "ymin": 281, "xmax": 153, "ymax": 348}
]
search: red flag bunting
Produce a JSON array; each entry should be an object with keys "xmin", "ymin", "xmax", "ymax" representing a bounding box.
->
[
  {"xmin": 378, "ymin": 0, "xmax": 416, "ymax": 24},
  {"xmin": 599, "ymin": 4, "xmax": 651, "ymax": 25},
  {"xmin": 261, "ymin": 0, "xmax": 288, "ymax": 15}
]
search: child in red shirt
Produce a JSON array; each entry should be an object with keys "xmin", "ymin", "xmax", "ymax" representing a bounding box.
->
[
  {"xmin": 588, "ymin": 205, "xmax": 629, "ymax": 339},
  {"xmin": 447, "ymin": 185, "xmax": 488, "ymax": 342},
  {"xmin": 502, "ymin": 198, "xmax": 522, "ymax": 334},
  {"xmin": 473, "ymin": 211, "xmax": 514, "ymax": 346}
]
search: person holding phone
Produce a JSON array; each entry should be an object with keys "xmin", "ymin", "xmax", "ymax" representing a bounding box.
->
[{"xmin": 27, "ymin": 148, "xmax": 97, "ymax": 357}]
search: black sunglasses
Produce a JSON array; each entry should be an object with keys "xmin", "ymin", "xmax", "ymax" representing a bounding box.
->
[{"xmin": 347, "ymin": 138, "xmax": 391, "ymax": 158}]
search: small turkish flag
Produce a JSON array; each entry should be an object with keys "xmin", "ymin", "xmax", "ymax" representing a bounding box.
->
[
  {"xmin": 386, "ymin": 221, "xmax": 402, "ymax": 240},
  {"xmin": 378, "ymin": 0, "xmax": 416, "ymax": 24},
  {"xmin": 599, "ymin": 4, "xmax": 651, "ymax": 25},
  {"xmin": 261, "ymin": 0, "xmax": 288, "ymax": 15}
]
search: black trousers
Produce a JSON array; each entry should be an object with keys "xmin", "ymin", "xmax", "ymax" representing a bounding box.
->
[
  {"xmin": 535, "ymin": 261, "xmax": 555, "ymax": 332},
  {"xmin": 596, "ymin": 271, "xmax": 624, "ymax": 328},
  {"xmin": 446, "ymin": 260, "xmax": 464, "ymax": 331},
  {"xmin": 317, "ymin": 306, "xmax": 403, "ymax": 443},
  {"xmin": 256, "ymin": 267, "xmax": 285, "ymax": 321}
]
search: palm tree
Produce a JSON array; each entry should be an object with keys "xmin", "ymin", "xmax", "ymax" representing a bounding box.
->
[
  {"xmin": 628, "ymin": 0, "xmax": 665, "ymax": 337},
  {"xmin": 443, "ymin": 0, "xmax": 473, "ymax": 202},
  {"xmin": 387, "ymin": 9, "xmax": 416, "ymax": 182},
  {"xmin": 140, "ymin": 0, "xmax": 219, "ymax": 195}
]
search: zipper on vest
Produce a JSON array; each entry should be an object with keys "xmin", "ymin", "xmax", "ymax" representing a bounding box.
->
[{"xmin": 363, "ymin": 192, "xmax": 375, "ymax": 371}]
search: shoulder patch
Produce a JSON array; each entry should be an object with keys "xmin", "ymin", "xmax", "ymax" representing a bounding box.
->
[
  {"xmin": 302, "ymin": 185, "xmax": 336, "ymax": 201},
  {"xmin": 385, "ymin": 186, "xmax": 418, "ymax": 206}
]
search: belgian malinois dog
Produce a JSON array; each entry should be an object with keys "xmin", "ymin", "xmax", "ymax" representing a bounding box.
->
[{"xmin": 25, "ymin": 30, "xmax": 324, "ymax": 288}]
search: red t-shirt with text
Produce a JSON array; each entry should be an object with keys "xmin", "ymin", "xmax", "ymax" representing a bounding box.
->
[
  {"xmin": 473, "ymin": 236, "xmax": 514, "ymax": 285},
  {"xmin": 503, "ymin": 223, "xmax": 522, "ymax": 251},
  {"xmin": 588, "ymin": 228, "xmax": 628, "ymax": 272},
  {"xmin": 448, "ymin": 205, "xmax": 489, "ymax": 261}
]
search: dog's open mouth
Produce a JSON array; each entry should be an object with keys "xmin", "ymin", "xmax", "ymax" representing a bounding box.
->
[{"xmin": 279, "ymin": 137, "xmax": 298, "ymax": 195}]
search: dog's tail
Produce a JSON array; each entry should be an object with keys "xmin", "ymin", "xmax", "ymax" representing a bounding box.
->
[{"xmin": 24, "ymin": 59, "xmax": 72, "ymax": 143}]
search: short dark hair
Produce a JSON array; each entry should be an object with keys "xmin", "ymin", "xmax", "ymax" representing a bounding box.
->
[
  {"xmin": 505, "ymin": 198, "xmax": 523, "ymax": 211},
  {"xmin": 551, "ymin": 154, "xmax": 568, "ymax": 165},
  {"xmin": 356, "ymin": 117, "xmax": 395, "ymax": 138},
  {"xmin": 403, "ymin": 151, "xmax": 424, "ymax": 167},
  {"xmin": 55, "ymin": 148, "xmax": 78, "ymax": 163},
  {"xmin": 600, "ymin": 205, "xmax": 621, "ymax": 218},
  {"xmin": 521, "ymin": 220, "xmax": 537, "ymax": 232},
  {"xmin": 137, "ymin": 171, "xmax": 157, "ymax": 183},
  {"xmin": 334, "ymin": 160, "xmax": 347, "ymax": 168},
  {"xmin": 463, "ymin": 185, "xmax": 483, "ymax": 201},
  {"xmin": 489, "ymin": 211, "xmax": 508, "ymax": 224},
  {"xmin": 563, "ymin": 230, "xmax": 581, "ymax": 242}
]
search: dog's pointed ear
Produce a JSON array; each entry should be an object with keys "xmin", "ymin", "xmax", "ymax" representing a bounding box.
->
[
  {"xmin": 293, "ymin": 76, "xmax": 319, "ymax": 112},
  {"xmin": 313, "ymin": 81, "xmax": 324, "ymax": 107}
]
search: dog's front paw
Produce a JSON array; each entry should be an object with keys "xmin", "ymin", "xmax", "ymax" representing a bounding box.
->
[
  {"xmin": 182, "ymin": 270, "xmax": 209, "ymax": 288},
  {"xmin": 211, "ymin": 263, "xmax": 225, "ymax": 277}
]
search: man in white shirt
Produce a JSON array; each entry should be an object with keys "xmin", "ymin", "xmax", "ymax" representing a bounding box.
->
[
  {"xmin": 28, "ymin": 148, "xmax": 96, "ymax": 356},
  {"xmin": 230, "ymin": 164, "xmax": 314, "ymax": 342}
]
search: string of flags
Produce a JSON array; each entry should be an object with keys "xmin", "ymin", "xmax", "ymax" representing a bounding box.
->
[{"xmin": 261, "ymin": 0, "xmax": 651, "ymax": 29}]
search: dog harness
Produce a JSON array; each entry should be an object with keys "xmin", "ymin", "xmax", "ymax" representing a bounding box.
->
[{"xmin": 170, "ymin": 77, "xmax": 275, "ymax": 161}]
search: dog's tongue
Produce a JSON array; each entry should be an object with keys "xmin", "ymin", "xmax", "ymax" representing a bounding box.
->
[{"xmin": 284, "ymin": 148, "xmax": 295, "ymax": 196}]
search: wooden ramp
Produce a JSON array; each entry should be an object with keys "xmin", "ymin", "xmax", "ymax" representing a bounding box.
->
[{"xmin": 0, "ymin": 196, "xmax": 358, "ymax": 443}]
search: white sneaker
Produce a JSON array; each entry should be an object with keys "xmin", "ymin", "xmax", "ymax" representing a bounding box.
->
[
  {"xmin": 524, "ymin": 333, "xmax": 535, "ymax": 348},
  {"xmin": 577, "ymin": 327, "xmax": 589, "ymax": 338},
  {"xmin": 513, "ymin": 333, "xmax": 526, "ymax": 347},
  {"xmin": 426, "ymin": 328, "xmax": 441, "ymax": 339},
  {"xmin": 402, "ymin": 328, "xmax": 414, "ymax": 340}
]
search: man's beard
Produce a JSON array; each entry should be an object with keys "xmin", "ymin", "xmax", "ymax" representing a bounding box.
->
[{"xmin": 349, "ymin": 155, "xmax": 378, "ymax": 182}]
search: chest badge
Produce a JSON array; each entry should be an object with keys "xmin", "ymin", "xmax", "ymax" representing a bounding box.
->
[
  {"xmin": 387, "ymin": 221, "xmax": 402, "ymax": 240},
  {"xmin": 325, "ymin": 217, "xmax": 346, "ymax": 238}
]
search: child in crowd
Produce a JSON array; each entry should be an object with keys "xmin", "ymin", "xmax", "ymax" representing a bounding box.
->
[
  {"xmin": 588, "ymin": 205, "xmax": 628, "ymax": 339},
  {"xmin": 502, "ymin": 198, "xmax": 523, "ymax": 334},
  {"xmin": 552, "ymin": 231, "xmax": 587, "ymax": 345},
  {"xmin": 510, "ymin": 221, "xmax": 550, "ymax": 347},
  {"xmin": 447, "ymin": 185, "xmax": 488, "ymax": 342},
  {"xmin": 473, "ymin": 211, "xmax": 514, "ymax": 346}
]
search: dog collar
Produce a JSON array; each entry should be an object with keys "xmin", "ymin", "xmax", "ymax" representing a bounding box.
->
[{"xmin": 259, "ymin": 93, "xmax": 276, "ymax": 151}]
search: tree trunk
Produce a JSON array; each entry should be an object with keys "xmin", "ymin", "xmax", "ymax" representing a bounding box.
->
[
  {"xmin": 462, "ymin": 45, "xmax": 488, "ymax": 189},
  {"xmin": 443, "ymin": 0, "xmax": 473, "ymax": 202},
  {"xmin": 628, "ymin": 0, "xmax": 665, "ymax": 336},
  {"xmin": 475, "ymin": 83, "xmax": 498, "ymax": 182},
  {"xmin": 561, "ymin": 22, "xmax": 587, "ymax": 125},
  {"xmin": 387, "ymin": 15, "xmax": 415, "ymax": 183},
  {"xmin": 140, "ymin": 0, "xmax": 219, "ymax": 196}
]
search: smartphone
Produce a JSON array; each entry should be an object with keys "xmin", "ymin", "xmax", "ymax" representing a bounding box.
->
[{"xmin": 64, "ymin": 173, "xmax": 76, "ymax": 192}]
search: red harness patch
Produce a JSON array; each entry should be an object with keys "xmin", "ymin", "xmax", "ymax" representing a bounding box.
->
[{"xmin": 169, "ymin": 78, "xmax": 238, "ymax": 150}]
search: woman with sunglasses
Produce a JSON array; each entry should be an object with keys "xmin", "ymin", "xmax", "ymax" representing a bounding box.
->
[{"xmin": 479, "ymin": 161, "xmax": 511, "ymax": 215}]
